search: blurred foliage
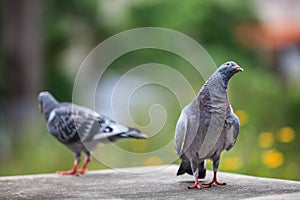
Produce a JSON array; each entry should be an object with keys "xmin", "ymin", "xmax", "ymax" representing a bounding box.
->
[
  {"xmin": 42, "ymin": 0, "xmax": 106, "ymax": 101},
  {"xmin": 1, "ymin": 0, "xmax": 300, "ymax": 182}
]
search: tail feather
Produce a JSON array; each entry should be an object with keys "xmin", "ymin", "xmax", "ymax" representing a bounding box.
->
[
  {"xmin": 177, "ymin": 160, "xmax": 206, "ymax": 179},
  {"xmin": 120, "ymin": 128, "xmax": 147, "ymax": 139},
  {"xmin": 177, "ymin": 161, "xmax": 192, "ymax": 176},
  {"xmin": 198, "ymin": 161, "xmax": 206, "ymax": 179},
  {"xmin": 93, "ymin": 127, "xmax": 146, "ymax": 143}
]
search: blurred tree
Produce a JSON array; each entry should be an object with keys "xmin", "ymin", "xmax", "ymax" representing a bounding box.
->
[
  {"xmin": 0, "ymin": 0, "xmax": 103, "ymax": 161},
  {"xmin": 0, "ymin": 0, "xmax": 104, "ymax": 134},
  {"xmin": 128, "ymin": 0, "xmax": 256, "ymax": 46},
  {"xmin": 42, "ymin": 0, "xmax": 102, "ymax": 100},
  {"xmin": 1, "ymin": 0, "xmax": 43, "ymax": 132}
]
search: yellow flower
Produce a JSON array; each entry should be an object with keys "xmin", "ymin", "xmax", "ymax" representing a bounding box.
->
[
  {"xmin": 258, "ymin": 132, "xmax": 274, "ymax": 148},
  {"xmin": 235, "ymin": 110, "xmax": 248, "ymax": 126},
  {"xmin": 222, "ymin": 157, "xmax": 243, "ymax": 171},
  {"xmin": 261, "ymin": 149, "xmax": 284, "ymax": 168},
  {"xmin": 277, "ymin": 127, "xmax": 295, "ymax": 143},
  {"xmin": 144, "ymin": 156, "xmax": 163, "ymax": 166}
]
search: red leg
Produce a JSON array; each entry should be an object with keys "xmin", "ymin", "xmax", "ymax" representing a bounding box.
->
[
  {"xmin": 57, "ymin": 157, "xmax": 80, "ymax": 175},
  {"xmin": 203, "ymin": 171, "xmax": 226, "ymax": 186},
  {"xmin": 188, "ymin": 178, "xmax": 211, "ymax": 189},
  {"xmin": 77, "ymin": 156, "xmax": 91, "ymax": 174}
]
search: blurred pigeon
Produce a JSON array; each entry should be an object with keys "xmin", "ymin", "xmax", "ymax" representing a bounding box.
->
[
  {"xmin": 38, "ymin": 91, "xmax": 146, "ymax": 175},
  {"xmin": 175, "ymin": 61, "xmax": 243, "ymax": 189}
]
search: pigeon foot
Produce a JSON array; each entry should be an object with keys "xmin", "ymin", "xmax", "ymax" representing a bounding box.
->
[
  {"xmin": 188, "ymin": 183, "xmax": 211, "ymax": 189},
  {"xmin": 56, "ymin": 169, "xmax": 77, "ymax": 175},
  {"xmin": 203, "ymin": 172, "xmax": 226, "ymax": 186},
  {"xmin": 203, "ymin": 180, "xmax": 226, "ymax": 187},
  {"xmin": 77, "ymin": 168, "xmax": 87, "ymax": 174}
]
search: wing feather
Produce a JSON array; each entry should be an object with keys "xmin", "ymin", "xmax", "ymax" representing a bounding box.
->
[
  {"xmin": 48, "ymin": 103, "xmax": 142, "ymax": 147},
  {"xmin": 225, "ymin": 111, "xmax": 240, "ymax": 151},
  {"xmin": 174, "ymin": 111, "xmax": 188, "ymax": 157},
  {"xmin": 175, "ymin": 99, "xmax": 201, "ymax": 157}
]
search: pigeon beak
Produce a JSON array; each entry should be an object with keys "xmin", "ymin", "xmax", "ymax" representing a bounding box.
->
[{"xmin": 235, "ymin": 65, "xmax": 244, "ymax": 72}]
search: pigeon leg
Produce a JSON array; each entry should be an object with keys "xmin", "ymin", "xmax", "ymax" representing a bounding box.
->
[
  {"xmin": 77, "ymin": 151, "xmax": 91, "ymax": 174},
  {"xmin": 57, "ymin": 152, "xmax": 81, "ymax": 175},
  {"xmin": 188, "ymin": 160, "xmax": 211, "ymax": 189},
  {"xmin": 203, "ymin": 157, "xmax": 226, "ymax": 186}
]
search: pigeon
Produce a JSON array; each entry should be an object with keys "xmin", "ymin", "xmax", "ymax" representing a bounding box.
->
[
  {"xmin": 38, "ymin": 91, "xmax": 147, "ymax": 175},
  {"xmin": 175, "ymin": 61, "xmax": 243, "ymax": 189}
]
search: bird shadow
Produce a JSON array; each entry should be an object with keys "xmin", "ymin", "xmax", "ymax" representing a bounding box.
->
[{"xmin": 179, "ymin": 180, "xmax": 207, "ymax": 184}]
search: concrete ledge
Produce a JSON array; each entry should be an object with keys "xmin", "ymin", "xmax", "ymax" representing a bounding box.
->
[{"xmin": 1, "ymin": 165, "xmax": 300, "ymax": 199}]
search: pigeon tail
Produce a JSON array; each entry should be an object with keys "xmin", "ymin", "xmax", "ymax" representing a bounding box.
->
[
  {"xmin": 177, "ymin": 160, "xmax": 206, "ymax": 179},
  {"xmin": 120, "ymin": 128, "xmax": 147, "ymax": 139},
  {"xmin": 176, "ymin": 161, "xmax": 190, "ymax": 176}
]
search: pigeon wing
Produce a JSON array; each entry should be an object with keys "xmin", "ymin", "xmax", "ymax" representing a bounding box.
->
[
  {"xmin": 47, "ymin": 103, "xmax": 109, "ymax": 143},
  {"xmin": 65, "ymin": 104, "xmax": 130, "ymax": 143},
  {"xmin": 174, "ymin": 110, "xmax": 188, "ymax": 157},
  {"xmin": 46, "ymin": 103, "xmax": 81, "ymax": 144},
  {"xmin": 175, "ymin": 99, "xmax": 201, "ymax": 158},
  {"xmin": 225, "ymin": 109, "xmax": 240, "ymax": 151}
]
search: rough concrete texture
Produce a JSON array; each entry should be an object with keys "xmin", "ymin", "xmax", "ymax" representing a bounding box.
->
[{"xmin": 0, "ymin": 165, "xmax": 300, "ymax": 200}]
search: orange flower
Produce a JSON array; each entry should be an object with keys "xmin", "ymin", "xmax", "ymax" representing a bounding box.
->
[
  {"xmin": 277, "ymin": 127, "xmax": 295, "ymax": 143},
  {"xmin": 261, "ymin": 149, "xmax": 284, "ymax": 168}
]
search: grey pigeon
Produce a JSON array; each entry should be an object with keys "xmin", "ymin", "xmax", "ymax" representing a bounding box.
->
[
  {"xmin": 175, "ymin": 61, "xmax": 243, "ymax": 189},
  {"xmin": 38, "ymin": 91, "xmax": 147, "ymax": 175}
]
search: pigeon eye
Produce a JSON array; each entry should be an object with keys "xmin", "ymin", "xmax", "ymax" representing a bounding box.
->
[{"xmin": 226, "ymin": 62, "xmax": 231, "ymax": 67}]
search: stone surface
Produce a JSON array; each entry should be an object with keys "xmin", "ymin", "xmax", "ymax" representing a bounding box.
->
[{"xmin": 0, "ymin": 165, "xmax": 300, "ymax": 199}]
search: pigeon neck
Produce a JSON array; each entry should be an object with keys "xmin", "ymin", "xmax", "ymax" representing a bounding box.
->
[
  {"xmin": 220, "ymin": 71, "xmax": 236, "ymax": 89},
  {"xmin": 196, "ymin": 72, "xmax": 228, "ymax": 120},
  {"xmin": 43, "ymin": 99, "xmax": 58, "ymax": 120},
  {"xmin": 203, "ymin": 71, "xmax": 228, "ymax": 104},
  {"xmin": 44, "ymin": 104, "xmax": 56, "ymax": 120},
  {"xmin": 221, "ymin": 75, "xmax": 230, "ymax": 89},
  {"xmin": 207, "ymin": 71, "xmax": 228, "ymax": 92}
]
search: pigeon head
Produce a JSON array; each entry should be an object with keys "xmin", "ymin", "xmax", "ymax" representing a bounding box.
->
[
  {"xmin": 217, "ymin": 61, "xmax": 243, "ymax": 88},
  {"xmin": 38, "ymin": 91, "xmax": 58, "ymax": 117}
]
